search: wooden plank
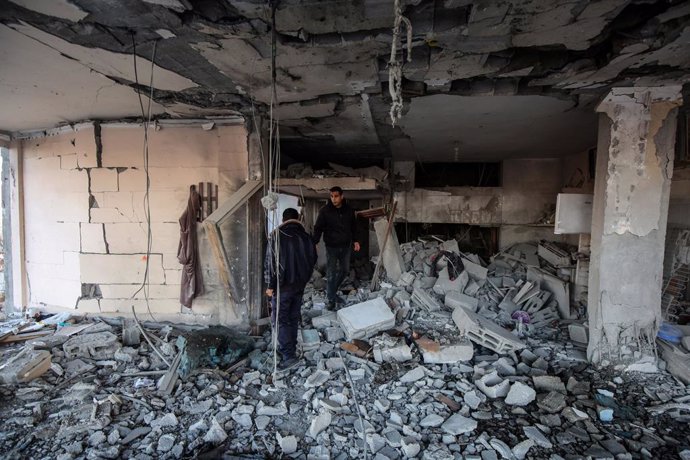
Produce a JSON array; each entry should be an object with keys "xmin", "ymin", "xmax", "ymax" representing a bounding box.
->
[
  {"xmin": 203, "ymin": 221, "xmax": 240, "ymax": 316},
  {"xmin": 204, "ymin": 180, "xmax": 263, "ymax": 225}
]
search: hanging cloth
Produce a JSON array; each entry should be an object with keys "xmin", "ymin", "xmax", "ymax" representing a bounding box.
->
[{"xmin": 178, "ymin": 185, "xmax": 203, "ymax": 307}]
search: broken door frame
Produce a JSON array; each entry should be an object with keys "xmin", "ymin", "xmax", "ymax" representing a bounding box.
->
[{"xmin": 202, "ymin": 180, "xmax": 263, "ymax": 321}]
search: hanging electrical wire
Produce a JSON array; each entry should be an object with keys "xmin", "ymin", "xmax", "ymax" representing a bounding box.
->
[
  {"xmin": 388, "ymin": 0, "xmax": 412, "ymax": 127},
  {"xmin": 130, "ymin": 34, "xmax": 158, "ymax": 322}
]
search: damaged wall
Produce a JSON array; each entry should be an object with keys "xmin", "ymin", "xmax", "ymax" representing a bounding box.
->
[
  {"xmin": 669, "ymin": 167, "xmax": 690, "ymax": 228},
  {"xmin": 20, "ymin": 122, "xmax": 250, "ymax": 324},
  {"xmin": 394, "ymin": 157, "xmax": 579, "ymax": 249}
]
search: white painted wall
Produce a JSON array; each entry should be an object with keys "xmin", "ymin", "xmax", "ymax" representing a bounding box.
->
[{"xmin": 21, "ymin": 122, "xmax": 249, "ymax": 324}]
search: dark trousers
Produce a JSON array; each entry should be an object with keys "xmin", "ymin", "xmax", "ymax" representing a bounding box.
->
[
  {"xmin": 271, "ymin": 284, "xmax": 304, "ymax": 361},
  {"xmin": 326, "ymin": 245, "xmax": 351, "ymax": 303}
]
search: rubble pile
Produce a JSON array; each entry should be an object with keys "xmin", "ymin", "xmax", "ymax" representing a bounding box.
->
[{"xmin": 1, "ymin": 239, "xmax": 690, "ymax": 458}]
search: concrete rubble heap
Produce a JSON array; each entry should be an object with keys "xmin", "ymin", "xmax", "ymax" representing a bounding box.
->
[{"xmin": 1, "ymin": 239, "xmax": 690, "ymax": 459}]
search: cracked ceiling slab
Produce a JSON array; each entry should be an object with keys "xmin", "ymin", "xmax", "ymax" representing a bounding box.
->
[{"xmin": 0, "ymin": 0, "xmax": 688, "ymax": 161}]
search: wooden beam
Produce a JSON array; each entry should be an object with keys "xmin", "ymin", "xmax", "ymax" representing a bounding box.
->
[
  {"xmin": 204, "ymin": 180, "xmax": 263, "ymax": 225},
  {"xmin": 202, "ymin": 221, "xmax": 240, "ymax": 316}
]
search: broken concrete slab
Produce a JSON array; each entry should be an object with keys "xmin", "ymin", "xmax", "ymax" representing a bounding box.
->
[
  {"xmin": 374, "ymin": 218, "xmax": 406, "ymax": 283},
  {"xmin": 441, "ymin": 413, "xmax": 477, "ymax": 435},
  {"xmin": 63, "ymin": 331, "xmax": 119, "ymax": 360},
  {"xmin": 372, "ymin": 335, "xmax": 413, "ymax": 363},
  {"xmin": 568, "ymin": 322, "xmax": 588, "ymax": 344},
  {"xmin": 337, "ymin": 297, "xmax": 395, "ymax": 340},
  {"xmin": 527, "ymin": 266, "xmax": 571, "ymax": 319},
  {"xmin": 461, "ymin": 257, "xmax": 488, "ymax": 281},
  {"xmin": 433, "ymin": 267, "xmax": 469, "ymax": 295},
  {"xmin": 453, "ymin": 306, "xmax": 526, "ymax": 354},
  {"xmin": 445, "ymin": 291, "xmax": 479, "ymax": 312},
  {"xmin": 476, "ymin": 371, "xmax": 510, "ymax": 399},
  {"xmin": 0, "ymin": 348, "xmax": 51, "ymax": 384},
  {"xmin": 415, "ymin": 336, "xmax": 474, "ymax": 363},
  {"xmin": 505, "ymin": 381, "xmax": 536, "ymax": 406},
  {"xmin": 411, "ymin": 288, "xmax": 442, "ymax": 312},
  {"xmin": 538, "ymin": 242, "xmax": 571, "ymax": 267}
]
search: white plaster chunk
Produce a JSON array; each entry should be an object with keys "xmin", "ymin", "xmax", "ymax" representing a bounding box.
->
[{"xmin": 337, "ymin": 297, "xmax": 395, "ymax": 340}]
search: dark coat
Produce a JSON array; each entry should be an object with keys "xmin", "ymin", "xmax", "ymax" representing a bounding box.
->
[
  {"xmin": 264, "ymin": 220, "xmax": 317, "ymax": 290},
  {"xmin": 313, "ymin": 199, "xmax": 357, "ymax": 248},
  {"xmin": 177, "ymin": 186, "xmax": 203, "ymax": 307}
]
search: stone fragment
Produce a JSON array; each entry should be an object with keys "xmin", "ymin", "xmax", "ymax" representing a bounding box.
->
[
  {"xmin": 505, "ymin": 382, "xmax": 536, "ymax": 406},
  {"xmin": 445, "ymin": 291, "xmax": 479, "ymax": 312},
  {"xmin": 401, "ymin": 436, "xmax": 421, "ymax": 457},
  {"xmin": 453, "ymin": 306, "xmax": 525, "ymax": 354},
  {"xmin": 566, "ymin": 376, "xmax": 590, "ymax": 395},
  {"xmin": 400, "ymin": 365, "xmax": 426, "ymax": 383},
  {"xmin": 255, "ymin": 416, "xmax": 270, "ymax": 430},
  {"xmin": 337, "ymin": 297, "xmax": 395, "ymax": 340},
  {"xmin": 324, "ymin": 327, "xmax": 345, "ymax": 342},
  {"xmin": 277, "ymin": 433, "xmax": 298, "ymax": 454},
  {"xmin": 433, "ymin": 267, "xmax": 469, "ymax": 295},
  {"xmin": 512, "ymin": 439, "xmax": 535, "ymax": 460},
  {"xmin": 301, "ymin": 329, "xmax": 321, "ymax": 351},
  {"xmin": 203, "ymin": 419, "xmax": 228, "ymax": 444},
  {"xmin": 476, "ymin": 372, "xmax": 510, "ymax": 399},
  {"xmin": 312, "ymin": 312, "xmax": 337, "ymax": 329},
  {"xmin": 151, "ymin": 413, "xmax": 178, "ymax": 428},
  {"xmin": 420, "ymin": 414, "xmax": 445, "ymax": 428},
  {"xmin": 308, "ymin": 412, "xmax": 332, "ymax": 438},
  {"xmin": 157, "ymin": 434, "xmax": 175, "ymax": 452},
  {"xmin": 523, "ymin": 426, "xmax": 553, "ymax": 449},
  {"xmin": 464, "ymin": 390, "xmax": 482, "ymax": 410},
  {"xmin": 304, "ymin": 370, "xmax": 331, "ymax": 388},
  {"xmin": 367, "ymin": 433, "xmax": 387, "ymax": 453},
  {"xmin": 537, "ymin": 391, "xmax": 567, "ymax": 413},
  {"xmin": 489, "ymin": 438, "xmax": 512, "ymax": 458},
  {"xmin": 533, "ymin": 375, "xmax": 566, "ymax": 393},
  {"xmin": 441, "ymin": 413, "xmax": 477, "ymax": 435}
]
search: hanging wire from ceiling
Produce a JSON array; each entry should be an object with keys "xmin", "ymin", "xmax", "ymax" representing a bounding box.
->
[
  {"xmin": 130, "ymin": 34, "xmax": 158, "ymax": 322},
  {"xmin": 388, "ymin": 0, "xmax": 412, "ymax": 127}
]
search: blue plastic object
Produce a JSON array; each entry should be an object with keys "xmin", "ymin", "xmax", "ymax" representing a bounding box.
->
[{"xmin": 657, "ymin": 323, "xmax": 683, "ymax": 344}]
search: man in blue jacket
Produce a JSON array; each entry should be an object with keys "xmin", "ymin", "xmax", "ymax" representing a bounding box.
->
[
  {"xmin": 313, "ymin": 186, "xmax": 360, "ymax": 309},
  {"xmin": 265, "ymin": 208, "xmax": 317, "ymax": 371}
]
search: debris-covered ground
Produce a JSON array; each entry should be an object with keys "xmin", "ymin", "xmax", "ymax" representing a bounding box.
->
[{"xmin": 2, "ymin": 240, "xmax": 690, "ymax": 459}]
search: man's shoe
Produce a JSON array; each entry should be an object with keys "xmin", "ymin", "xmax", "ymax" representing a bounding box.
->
[{"xmin": 277, "ymin": 357, "xmax": 300, "ymax": 372}]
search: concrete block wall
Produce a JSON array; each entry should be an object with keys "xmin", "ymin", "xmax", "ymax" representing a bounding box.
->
[{"xmin": 21, "ymin": 122, "xmax": 249, "ymax": 324}]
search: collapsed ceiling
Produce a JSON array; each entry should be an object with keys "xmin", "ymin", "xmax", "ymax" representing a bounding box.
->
[{"xmin": 1, "ymin": 0, "xmax": 689, "ymax": 162}]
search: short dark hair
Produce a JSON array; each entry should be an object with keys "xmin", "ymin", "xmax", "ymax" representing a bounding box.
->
[
  {"xmin": 329, "ymin": 186, "xmax": 343, "ymax": 194},
  {"xmin": 282, "ymin": 208, "xmax": 299, "ymax": 221}
]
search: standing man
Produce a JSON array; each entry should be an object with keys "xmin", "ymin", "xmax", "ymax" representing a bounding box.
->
[
  {"xmin": 313, "ymin": 186, "xmax": 360, "ymax": 309},
  {"xmin": 265, "ymin": 208, "xmax": 317, "ymax": 371}
]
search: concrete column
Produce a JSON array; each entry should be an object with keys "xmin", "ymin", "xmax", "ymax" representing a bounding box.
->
[{"xmin": 587, "ymin": 86, "xmax": 682, "ymax": 364}]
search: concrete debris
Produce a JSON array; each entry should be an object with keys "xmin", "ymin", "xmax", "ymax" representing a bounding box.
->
[
  {"xmin": 337, "ymin": 297, "xmax": 395, "ymax": 340},
  {"xmin": 63, "ymin": 331, "xmax": 119, "ymax": 360},
  {"xmin": 0, "ymin": 348, "xmax": 51, "ymax": 384},
  {"xmin": 538, "ymin": 242, "xmax": 572, "ymax": 267},
  {"xmin": 445, "ymin": 290, "xmax": 479, "ymax": 312},
  {"xmin": 2, "ymin": 235, "xmax": 689, "ymax": 460},
  {"xmin": 453, "ymin": 306, "xmax": 526, "ymax": 354}
]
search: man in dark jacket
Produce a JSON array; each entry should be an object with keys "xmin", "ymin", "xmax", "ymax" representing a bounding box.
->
[
  {"xmin": 265, "ymin": 208, "xmax": 317, "ymax": 371},
  {"xmin": 313, "ymin": 186, "xmax": 360, "ymax": 309}
]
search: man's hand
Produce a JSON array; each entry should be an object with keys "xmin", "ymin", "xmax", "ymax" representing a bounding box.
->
[
  {"xmin": 353, "ymin": 242, "xmax": 361, "ymax": 252},
  {"xmin": 265, "ymin": 288, "xmax": 274, "ymax": 297}
]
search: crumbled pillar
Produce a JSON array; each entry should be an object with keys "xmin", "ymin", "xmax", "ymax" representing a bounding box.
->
[{"xmin": 588, "ymin": 86, "xmax": 682, "ymax": 364}]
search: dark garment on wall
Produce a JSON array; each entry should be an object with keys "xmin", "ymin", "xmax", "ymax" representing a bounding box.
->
[
  {"xmin": 313, "ymin": 200, "xmax": 357, "ymax": 248},
  {"xmin": 264, "ymin": 220, "xmax": 317, "ymax": 290},
  {"xmin": 178, "ymin": 186, "xmax": 203, "ymax": 307}
]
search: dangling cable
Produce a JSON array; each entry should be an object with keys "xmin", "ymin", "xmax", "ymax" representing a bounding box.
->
[
  {"xmin": 388, "ymin": 0, "xmax": 412, "ymax": 127},
  {"xmin": 130, "ymin": 35, "xmax": 158, "ymax": 322}
]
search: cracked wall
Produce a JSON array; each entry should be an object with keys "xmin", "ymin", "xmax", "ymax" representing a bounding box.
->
[{"xmin": 21, "ymin": 122, "xmax": 249, "ymax": 324}]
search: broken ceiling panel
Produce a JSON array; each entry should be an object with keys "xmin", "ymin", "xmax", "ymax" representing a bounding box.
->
[
  {"xmin": 7, "ymin": 0, "xmax": 88, "ymax": 21},
  {"xmin": 0, "ymin": 24, "xmax": 165, "ymax": 131},
  {"xmin": 9, "ymin": 22, "xmax": 197, "ymax": 92}
]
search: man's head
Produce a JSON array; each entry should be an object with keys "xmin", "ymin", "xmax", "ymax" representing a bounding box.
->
[
  {"xmin": 329, "ymin": 186, "xmax": 344, "ymax": 208},
  {"xmin": 282, "ymin": 207, "xmax": 299, "ymax": 222}
]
